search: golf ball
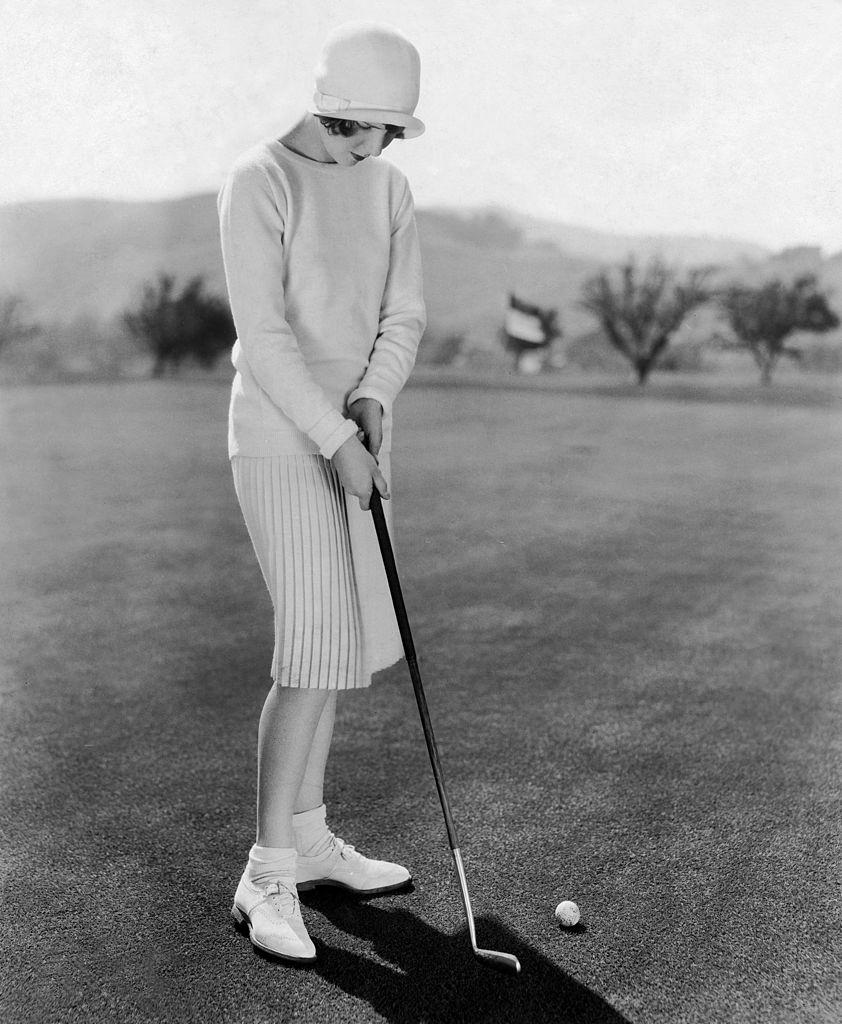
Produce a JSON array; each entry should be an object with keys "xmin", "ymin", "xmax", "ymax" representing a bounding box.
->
[{"xmin": 555, "ymin": 900, "xmax": 580, "ymax": 927}]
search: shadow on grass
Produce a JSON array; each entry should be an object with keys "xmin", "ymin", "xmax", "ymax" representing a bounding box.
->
[{"xmin": 302, "ymin": 890, "xmax": 629, "ymax": 1024}]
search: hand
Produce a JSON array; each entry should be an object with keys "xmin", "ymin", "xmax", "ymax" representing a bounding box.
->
[
  {"xmin": 331, "ymin": 434, "xmax": 389, "ymax": 510},
  {"xmin": 348, "ymin": 397, "xmax": 383, "ymax": 459}
]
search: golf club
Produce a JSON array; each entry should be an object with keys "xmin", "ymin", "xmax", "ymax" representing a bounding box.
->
[{"xmin": 369, "ymin": 488, "xmax": 522, "ymax": 975}]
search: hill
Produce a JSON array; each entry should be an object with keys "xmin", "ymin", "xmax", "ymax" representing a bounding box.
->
[
  {"xmin": 0, "ymin": 196, "xmax": 227, "ymax": 324},
  {"xmin": 1, "ymin": 195, "xmax": 841, "ymax": 358},
  {"xmin": 510, "ymin": 208, "xmax": 771, "ymax": 267}
]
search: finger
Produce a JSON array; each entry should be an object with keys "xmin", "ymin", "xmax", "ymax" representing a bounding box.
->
[
  {"xmin": 358, "ymin": 479, "xmax": 375, "ymax": 511},
  {"xmin": 373, "ymin": 469, "xmax": 390, "ymax": 501},
  {"xmin": 370, "ymin": 426, "xmax": 383, "ymax": 459},
  {"xmin": 361, "ymin": 424, "xmax": 378, "ymax": 457}
]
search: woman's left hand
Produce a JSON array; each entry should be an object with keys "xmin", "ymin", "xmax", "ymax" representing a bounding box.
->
[{"xmin": 348, "ymin": 398, "xmax": 383, "ymax": 459}]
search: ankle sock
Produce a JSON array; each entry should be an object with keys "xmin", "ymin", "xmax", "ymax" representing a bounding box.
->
[
  {"xmin": 247, "ymin": 844, "xmax": 297, "ymax": 888},
  {"xmin": 292, "ymin": 804, "xmax": 334, "ymax": 859}
]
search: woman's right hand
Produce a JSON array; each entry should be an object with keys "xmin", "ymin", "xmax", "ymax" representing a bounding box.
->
[{"xmin": 331, "ymin": 434, "xmax": 389, "ymax": 510}]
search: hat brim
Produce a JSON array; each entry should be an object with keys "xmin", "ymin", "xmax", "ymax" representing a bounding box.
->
[{"xmin": 308, "ymin": 104, "xmax": 425, "ymax": 139}]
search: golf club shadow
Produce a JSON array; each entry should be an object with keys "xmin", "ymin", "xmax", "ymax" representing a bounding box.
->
[{"xmin": 301, "ymin": 890, "xmax": 630, "ymax": 1024}]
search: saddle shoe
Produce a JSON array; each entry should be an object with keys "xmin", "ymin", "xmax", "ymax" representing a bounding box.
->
[
  {"xmin": 231, "ymin": 872, "xmax": 316, "ymax": 963},
  {"xmin": 296, "ymin": 834, "xmax": 411, "ymax": 895}
]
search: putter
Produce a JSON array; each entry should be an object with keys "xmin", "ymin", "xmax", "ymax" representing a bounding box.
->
[{"xmin": 369, "ymin": 489, "xmax": 522, "ymax": 975}]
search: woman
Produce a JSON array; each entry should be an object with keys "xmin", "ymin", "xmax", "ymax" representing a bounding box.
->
[{"xmin": 217, "ymin": 22, "xmax": 426, "ymax": 963}]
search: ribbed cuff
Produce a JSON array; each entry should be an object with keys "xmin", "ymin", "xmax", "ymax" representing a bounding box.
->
[
  {"xmin": 347, "ymin": 385, "xmax": 392, "ymax": 415},
  {"xmin": 308, "ymin": 411, "xmax": 358, "ymax": 459}
]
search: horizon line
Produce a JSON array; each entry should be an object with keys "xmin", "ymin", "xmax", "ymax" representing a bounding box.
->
[{"xmin": 1, "ymin": 191, "xmax": 839, "ymax": 258}]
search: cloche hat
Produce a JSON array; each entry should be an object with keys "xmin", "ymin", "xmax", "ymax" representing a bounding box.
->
[{"xmin": 307, "ymin": 22, "xmax": 425, "ymax": 139}]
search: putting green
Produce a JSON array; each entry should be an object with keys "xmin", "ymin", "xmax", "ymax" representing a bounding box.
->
[{"xmin": 1, "ymin": 379, "xmax": 839, "ymax": 1023}]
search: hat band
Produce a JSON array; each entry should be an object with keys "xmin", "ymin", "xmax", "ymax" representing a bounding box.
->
[{"xmin": 313, "ymin": 91, "xmax": 409, "ymax": 116}]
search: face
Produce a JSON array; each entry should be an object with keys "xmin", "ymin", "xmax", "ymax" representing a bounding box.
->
[{"xmin": 315, "ymin": 120, "xmax": 403, "ymax": 166}]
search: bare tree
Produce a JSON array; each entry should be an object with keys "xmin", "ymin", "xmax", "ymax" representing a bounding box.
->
[
  {"xmin": 580, "ymin": 258, "xmax": 710, "ymax": 384},
  {"xmin": 0, "ymin": 293, "xmax": 40, "ymax": 353},
  {"xmin": 123, "ymin": 273, "xmax": 234, "ymax": 377},
  {"xmin": 717, "ymin": 275, "xmax": 839, "ymax": 385}
]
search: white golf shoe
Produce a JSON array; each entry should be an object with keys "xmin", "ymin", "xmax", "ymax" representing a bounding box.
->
[
  {"xmin": 296, "ymin": 834, "xmax": 412, "ymax": 895},
  {"xmin": 231, "ymin": 872, "xmax": 316, "ymax": 963}
]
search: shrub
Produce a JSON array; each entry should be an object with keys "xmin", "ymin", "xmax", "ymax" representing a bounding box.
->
[{"xmin": 122, "ymin": 274, "xmax": 234, "ymax": 377}]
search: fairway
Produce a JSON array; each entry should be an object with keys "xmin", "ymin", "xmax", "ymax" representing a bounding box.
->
[{"xmin": 1, "ymin": 379, "xmax": 840, "ymax": 1024}]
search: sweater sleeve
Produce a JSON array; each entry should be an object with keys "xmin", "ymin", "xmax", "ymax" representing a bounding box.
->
[
  {"xmin": 346, "ymin": 179, "xmax": 426, "ymax": 413},
  {"xmin": 218, "ymin": 160, "xmax": 357, "ymax": 459}
]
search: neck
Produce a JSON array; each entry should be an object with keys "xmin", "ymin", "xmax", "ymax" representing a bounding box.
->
[{"xmin": 281, "ymin": 116, "xmax": 334, "ymax": 163}]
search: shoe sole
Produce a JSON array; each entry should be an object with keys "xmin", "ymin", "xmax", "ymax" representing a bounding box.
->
[
  {"xmin": 296, "ymin": 875, "xmax": 413, "ymax": 896},
  {"xmin": 231, "ymin": 905, "xmax": 317, "ymax": 964}
]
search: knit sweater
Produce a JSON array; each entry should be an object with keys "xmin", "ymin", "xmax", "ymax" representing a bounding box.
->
[{"xmin": 218, "ymin": 138, "xmax": 426, "ymax": 459}]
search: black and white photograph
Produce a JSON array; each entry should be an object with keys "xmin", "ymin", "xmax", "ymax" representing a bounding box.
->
[{"xmin": 1, "ymin": 2, "xmax": 840, "ymax": 1021}]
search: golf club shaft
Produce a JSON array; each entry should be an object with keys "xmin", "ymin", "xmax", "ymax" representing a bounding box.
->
[
  {"xmin": 368, "ymin": 489, "xmax": 459, "ymax": 851},
  {"xmin": 369, "ymin": 489, "xmax": 521, "ymax": 975}
]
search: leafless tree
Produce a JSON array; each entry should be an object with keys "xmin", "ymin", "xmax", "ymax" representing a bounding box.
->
[
  {"xmin": 717, "ymin": 275, "xmax": 839, "ymax": 385},
  {"xmin": 580, "ymin": 258, "xmax": 710, "ymax": 384}
]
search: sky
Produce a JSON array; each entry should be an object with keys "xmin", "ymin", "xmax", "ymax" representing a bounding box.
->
[{"xmin": 2, "ymin": 0, "xmax": 841, "ymax": 251}]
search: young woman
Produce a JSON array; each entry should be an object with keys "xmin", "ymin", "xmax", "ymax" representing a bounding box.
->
[{"xmin": 217, "ymin": 23, "xmax": 426, "ymax": 963}]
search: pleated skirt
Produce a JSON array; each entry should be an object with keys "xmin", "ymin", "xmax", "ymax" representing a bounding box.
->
[{"xmin": 231, "ymin": 454, "xmax": 403, "ymax": 690}]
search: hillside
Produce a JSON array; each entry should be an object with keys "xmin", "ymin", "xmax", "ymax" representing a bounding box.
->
[
  {"xmin": 507, "ymin": 207, "xmax": 771, "ymax": 267},
  {"xmin": 1, "ymin": 195, "xmax": 841, "ymax": 356},
  {"xmin": 0, "ymin": 196, "xmax": 227, "ymax": 324}
]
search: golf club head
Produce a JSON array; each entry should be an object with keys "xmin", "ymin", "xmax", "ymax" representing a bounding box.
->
[{"xmin": 475, "ymin": 947, "xmax": 522, "ymax": 974}]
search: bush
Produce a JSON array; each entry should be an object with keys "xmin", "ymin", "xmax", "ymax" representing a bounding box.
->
[
  {"xmin": 123, "ymin": 274, "xmax": 234, "ymax": 377},
  {"xmin": 0, "ymin": 293, "xmax": 40, "ymax": 354}
]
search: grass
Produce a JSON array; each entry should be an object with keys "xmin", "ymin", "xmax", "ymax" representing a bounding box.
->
[{"xmin": 1, "ymin": 378, "xmax": 840, "ymax": 1023}]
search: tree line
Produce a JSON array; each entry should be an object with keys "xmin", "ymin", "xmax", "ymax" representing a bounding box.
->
[
  {"xmin": 579, "ymin": 259, "xmax": 839, "ymax": 385},
  {"xmin": 1, "ymin": 262, "xmax": 838, "ymax": 385}
]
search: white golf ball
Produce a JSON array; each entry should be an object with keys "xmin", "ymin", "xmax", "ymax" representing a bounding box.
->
[{"xmin": 555, "ymin": 900, "xmax": 580, "ymax": 927}]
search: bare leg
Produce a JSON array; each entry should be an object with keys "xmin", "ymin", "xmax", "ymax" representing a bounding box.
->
[
  {"xmin": 256, "ymin": 685, "xmax": 332, "ymax": 848},
  {"xmin": 294, "ymin": 692, "xmax": 338, "ymax": 814}
]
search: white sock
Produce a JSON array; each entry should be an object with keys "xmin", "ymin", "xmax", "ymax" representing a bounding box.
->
[
  {"xmin": 292, "ymin": 804, "xmax": 334, "ymax": 859},
  {"xmin": 247, "ymin": 844, "xmax": 297, "ymax": 888}
]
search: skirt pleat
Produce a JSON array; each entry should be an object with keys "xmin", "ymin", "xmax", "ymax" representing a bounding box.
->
[{"xmin": 231, "ymin": 454, "xmax": 402, "ymax": 690}]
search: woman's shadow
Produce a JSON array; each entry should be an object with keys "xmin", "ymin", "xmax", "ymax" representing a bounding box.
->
[{"xmin": 302, "ymin": 889, "xmax": 630, "ymax": 1024}]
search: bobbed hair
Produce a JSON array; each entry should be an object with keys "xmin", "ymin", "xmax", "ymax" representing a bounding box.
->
[{"xmin": 317, "ymin": 116, "xmax": 405, "ymax": 139}]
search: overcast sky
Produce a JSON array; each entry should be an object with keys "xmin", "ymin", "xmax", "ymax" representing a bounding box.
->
[{"xmin": 2, "ymin": 0, "xmax": 841, "ymax": 251}]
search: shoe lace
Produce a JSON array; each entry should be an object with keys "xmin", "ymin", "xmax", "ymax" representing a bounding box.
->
[
  {"xmin": 330, "ymin": 835, "xmax": 360, "ymax": 862},
  {"xmin": 262, "ymin": 879, "xmax": 298, "ymax": 916}
]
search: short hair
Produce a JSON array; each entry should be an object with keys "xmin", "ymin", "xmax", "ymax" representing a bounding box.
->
[{"xmin": 317, "ymin": 117, "xmax": 405, "ymax": 139}]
